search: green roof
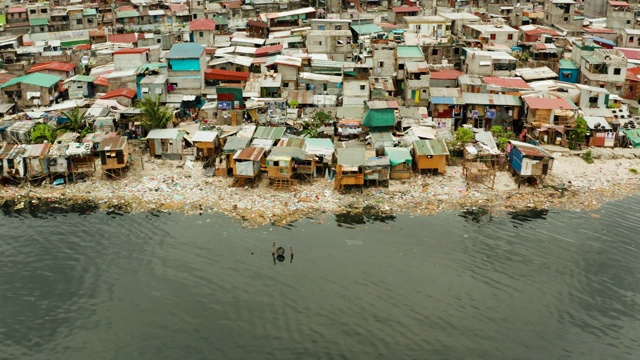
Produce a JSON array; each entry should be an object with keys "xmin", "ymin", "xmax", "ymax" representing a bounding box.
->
[
  {"xmin": 621, "ymin": 128, "xmax": 640, "ymax": 148},
  {"xmin": 362, "ymin": 108, "xmax": 395, "ymax": 128},
  {"xmin": 116, "ymin": 10, "xmax": 139, "ymax": 18},
  {"xmin": 254, "ymin": 126, "xmax": 286, "ymax": 140},
  {"xmin": 582, "ymin": 55, "xmax": 602, "ymax": 64},
  {"xmin": 559, "ymin": 59, "xmax": 578, "ymax": 70},
  {"xmin": 1, "ymin": 73, "xmax": 61, "ymax": 89},
  {"xmin": 397, "ymin": 45, "xmax": 424, "ymax": 58},
  {"xmin": 414, "ymin": 139, "xmax": 449, "ymax": 156},
  {"xmin": 212, "ymin": 15, "xmax": 228, "ymax": 26},
  {"xmin": 384, "ymin": 147, "xmax": 412, "ymax": 166},
  {"xmin": 83, "ymin": 9, "xmax": 97, "ymax": 16},
  {"xmin": 73, "ymin": 75, "xmax": 95, "ymax": 82},
  {"xmin": 136, "ymin": 62, "xmax": 168, "ymax": 74},
  {"xmin": 0, "ymin": 14, "xmax": 6, "ymax": 25},
  {"xmin": 351, "ymin": 24, "xmax": 383, "ymax": 35},
  {"xmin": 29, "ymin": 18, "xmax": 48, "ymax": 26}
]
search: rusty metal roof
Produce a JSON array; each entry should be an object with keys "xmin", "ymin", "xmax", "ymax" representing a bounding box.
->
[
  {"xmin": 23, "ymin": 143, "xmax": 50, "ymax": 158},
  {"xmin": 233, "ymin": 146, "xmax": 265, "ymax": 161},
  {"xmin": 509, "ymin": 140, "xmax": 554, "ymax": 158},
  {"xmin": 97, "ymin": 136, "xmax": 128, "ymax": 151}
]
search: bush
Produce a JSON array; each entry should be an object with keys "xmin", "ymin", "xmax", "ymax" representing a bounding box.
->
[
  {"xmin": 630, "ymin": 168, "xmax": 638, "ymax": 174},
  {"xmin": 455, "ymin": 127, "xmax": 475, "ymax": 143},
  {"xmin": 582, "ymin": 150, "xmax": 594, "ymax": 164}
]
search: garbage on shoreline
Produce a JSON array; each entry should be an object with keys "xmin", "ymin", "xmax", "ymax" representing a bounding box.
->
[{"xmin": 1, "ymin": 151, "xmax": 638, "ymax": 227}]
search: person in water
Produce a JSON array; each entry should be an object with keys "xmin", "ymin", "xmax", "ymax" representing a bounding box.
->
[{"xmin": 272, "ymin": 241, "xmax": 293, "ymax": 265}]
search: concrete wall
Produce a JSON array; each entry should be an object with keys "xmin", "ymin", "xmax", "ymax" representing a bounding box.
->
[
  {"xmin": 342, "ymin": 79, "xmax": 370, "ymax": 106},
  {"xmin": 114, "ymin": 53, "xmax": 149, "ymax": 71},
  {"xmin": 606, "ymin": 7, "xmax": 635, "ymax": 31},
  {"xmin": 373, "ymin": 45, "xmax": 396, "ymax": 77}
]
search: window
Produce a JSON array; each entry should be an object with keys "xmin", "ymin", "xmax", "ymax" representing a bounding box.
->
[
  {"xmin": 235, "ymin": 66, "xmax": 241, "ymax": 72},
  {"xmin": 490, "ymin": 34, "xmax": 496, "ymax": 40},
  {"xmin": 30, "ymin": 9, "xmax": 36, "ymax": 14},
  {"xmin": 193, "ymin": 14, "xmax": 197, "ymax": 19},
  {"xmin": 318, "ymin": 25, "xmax": 325, "ymax": 30},
  {"xmin": 630, "ymin": 36, "xmax": 635, "ymax": 43},
  {"xmin": 323, "ymin": 83, "xmax": 327, "ymax": 91},
  {"xmin": 631, "ymin": 86, "xmax": 635, "ymax": 93},
  {"xmin": 40, "ymin": 26, "xmax": 44, "ymax": 31},
  {"xmin": 614, "ymin": 68, "xmax": 621, "ymax": 75},
  {"xmin": 378, "ymin": 61, "xmax": 384, "ymax": 67},
  {"xmin": 564, "ymin": 16, "xmax": 569, "ymax": 22},
  {"xmin": 398, "ymin": 63, "xmax": 404, "ymax": 70},
  {"xmin": 360, "ymin": 84, "xmax": 365, "ymax": 90},
  {"xmin": 199, "ymin": 31, "xmax": 204, "ymax": 37},
  {"xmin": 454, "ymin": 47, "xmax": 460, "ymax": 55},
  {"xmin": 627, "ymin": 20, "xmax": 632, "ymax": 24},
  {"xmin": 76, "ymin": 19, "xmax": 83, "ymax": 25},
  {"xmin": 335, "ymin": 25, "xmax": 341, "ymax": 30},
  {"xmin": 318, "ymin": 41, "xmax": 322, "ymax": 45},
  {"xmin": 562, "ymin": 71, "xmax": 572, "ymax": 79},
  {"xmin": 157, "ymin": 39, "xmax": 162, "ymax": 43},
  {"xmin": 616, "ymin": 84, "xmax": 622, "ymax": 90},
  {"xmin": 432, "ymin": 49, "xmax": 439, "ymax": 56},
  {"xmin": 507, "ymin": 34, "xmax": 513, "ymax": 40},
  {"xmin": 88, "ymin": 18, "xmax": 93, "ymax": 24},
  {"xmin": 41, "ymin": 8, "xmax": 47, "ymax": 13}
]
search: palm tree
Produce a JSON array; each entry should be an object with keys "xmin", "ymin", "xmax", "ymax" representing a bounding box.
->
[
  {"xmin": 59, "ymin": 107, "xmax": 86, "ymax": 133},
  {"xmin": 299, "ymin": 110, "xmax": 331, "ymax": 138},
  {"xmin": 30, "ymin": 123, "xmax": 59, "ymax": 144},
  {"xmin": 136, "ymin": 95, "xmax": 173, "ymax": 131}
]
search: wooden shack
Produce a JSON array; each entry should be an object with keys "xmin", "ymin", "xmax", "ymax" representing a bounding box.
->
[
  {"xmin": 266, "ymin": 146, "xmax": 315, "ymax": 189},
  {"xmin": 384, "ymin": 147, "xmax": 412, "ymax": 179},
  {"xmin": 220, "ymin": 136, "xmax": 251, "ymax": 176},
  {"xmin": 0, "ymin": 143, "xmax": 24, "ymax": 179},
  {"xmin": 232, "ymin": 147, "xmax": 265, "ymax": 187},
  {"xmin": 66, "ymin": 142, "xmax": 96, "ymax": 179},
  {"xmin": 192, "ymin": 130, "xmax": 219, "ymax": 160},
  {"xmin": 147, "ymin": 128, "xmax": 185, "ymax": 159},
  {"xmin": 364, "ymin": 148, "xmax": 390, "ymax": 187},
  {"xmin": 97, "ymin": 136, "xmax": 129, "ymax": 178},
  {"xmin": 413, "ymin": 139, "xmax": 449, "ymax": 174},
  {"xmin": 583, "ymin": 116, "xmax": 615, "ymax": 147},
  {"xmin": 334, "ymin": 147, "xmax": 366, "ymax": 191},
  {"xmin": 508, "ymin": 140, "xmax": 554, "ymax": 187},
  {"xmin": 23, "ymin": 144, "xmax": 51, "ymax": 182}
]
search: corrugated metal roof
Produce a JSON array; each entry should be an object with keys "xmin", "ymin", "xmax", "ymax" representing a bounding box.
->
[
  {"xmin": 384, "ymin": 147, "xmax": 412, "ymax": 166},
  {"xmin": 483, "ymin": 77, "xmax": 531, "ymax": 90},
  {"xmin": 351, "ymin": 24, "xmax": 384, "ymax": 35},
  {"xmin": 509, "ymin": 140, "xmax": 554, "ymax": 158},
  {"xmin": 233, "ymin": 146, "xmax": 265, "ymax": 161},
  {"xmin": 165, "ymin": 43, "xmax": 205, "ymax": 59},
  {"xmin": 254, "ymin": 126, "xmax": 286, "ymax": 140},
  {"xmin": 414, "ymin": 139, "xmax": 449, "ymax": 156},
  {"xmin": 304, "ymin": 138, "xmax": 335, "ymax": 157},
  {"xmin": 430, "ymin": 69, "xmax": 463, "ymax": 80},
  {"xmin": 397, "ymin": 45, "xmax": 424, "ymax": 58},
  {"xmin": 23, "ymin": 143, "xmax": 50, "ymax": 158},
  {"xmin": 190, "ymin": 18, "xmax": 217, "ymax": 31},
  {"xmin": 522, "ymin": 96, "xmax": 575, "ymax": 109},
  {"xmin": 97, "ymin": 136, "xmax": 128, "ymax": 151},
  {"xmin": 147, "ymin": 128, "xmax": 183, "ymax": 139},
  {"xmin": 462, "ymin": 93, "xmax": 522, "ymax": 106},
  {"xmin": 1, "ymin": 73, "xmax": 61, "ymax": 89},
  {"xmin": 268, "ymin": 146, "xmax": 310, "ymax": 160},
  {"xmin": 223, "ymin": 136, "xmax": 251, "ymax": 153},
  {"xmin": 337, "ymin": 147, "xmax": 366, "ymax": 167},
  {"xmin": 429, "ymin": 87, "xmax": 462, "ymax": 97}
]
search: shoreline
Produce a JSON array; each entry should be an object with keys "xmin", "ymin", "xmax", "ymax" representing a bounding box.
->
[{"xmin": 2, "ymin": 148, "xmax": 639, "ymax": 226}]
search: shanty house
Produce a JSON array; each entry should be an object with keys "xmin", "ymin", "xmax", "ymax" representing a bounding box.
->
[
  {"xmin": 190, "ymin": 18, "xmax": 217, "ymax": 46},
  {"xmin": 220, "ymin": 135, "xmax": 251, "ymax": 176},
  {"xmin": 0, "ymin": 143, "xmax": 25, "ymax": 178},
  {"xmin": 364, "ymin": 148, "xmax": 390, "ymax": 187},
  {"xmin": 334, "ymin": 147, "xmax": 366, "ymax": 191},
  {"xmin": 362, "ymin": 101, "xmax": 398, "ymax": 132},
  {"xmin": 27, "ymin": 62, "xmax": 76, "ymax": 80},
  {"xmin": 232, "ymin": 147, "xmax": 265, "ymax": 184},
  {"xmin": 266, "ymin": 146, "xmax": 314, "ymax": 184},
  {"xmin": 97, "ymin": 136, "xmax": 129, "ymax": 178},
  {"xmin": 146, "ymin": 128, "xmax": 185, "ymax": 159},
  {"xmin": 113, "ymin": 48, "xmax": 151, "ymax": 71},
  {"xmin": 508, "ymin": 140, "xmax": 554, "ymax": 187},
  {"xmin": 384, "ymin": 147, "xmax": 413, "ymax": 179},
  {"xmin": 413, "ymin": 139, "xmax": 449, "ymax": 174},
  {"xmin": 462, "ymin": 92, "xmax": 522, "ymax": 130},
  {"xmin": 166, "ymin": 43, "xmax": 207, "ymax": 97},
  {"xmin": 64, "ymin": 75, "xmax": 96, "ymax": 99},
  {"xmin": 253, "ymin": 126, "xmax": 286, "ymax": 145},
  {"xmin": 66, "ymin": 142, "xmax": 96, "ymax": 177},
  {"xmin": 522, "ymin": 96, "xmax": 577, "ymax": 146},
  {"xmin": 192, "ymin": 130, "xmax": 219, "ymax": 160},
  {"xmin": 0, "ymin": 73, "xmax": 62, "ymax": 109}
]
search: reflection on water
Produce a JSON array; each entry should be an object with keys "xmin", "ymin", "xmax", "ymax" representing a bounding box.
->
[{"xmin": 1, "ymin": 197, "xmax": 639, "ymax": 360}]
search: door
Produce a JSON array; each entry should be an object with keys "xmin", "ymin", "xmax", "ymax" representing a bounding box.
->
[{"xmin": 154, "ymin": 139, "xmax": 162, "ymax": 155}]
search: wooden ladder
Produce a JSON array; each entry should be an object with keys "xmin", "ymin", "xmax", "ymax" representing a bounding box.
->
[{"xmin": 271, "ymin": 178, "xmax": 295, "ymax": 191}]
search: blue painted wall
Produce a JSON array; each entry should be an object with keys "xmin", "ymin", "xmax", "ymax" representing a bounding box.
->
[
  {"xmin": 170, "ymin": 59, "xmax": 200, "ymax": 71},
  {"xmin": 558, "ymin": 68, "xmax": 579, "ymax": 84}
]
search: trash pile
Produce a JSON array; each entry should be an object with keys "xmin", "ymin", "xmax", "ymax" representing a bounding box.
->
[{"xmin": 1, "ymin": 148, "xmax": 639, "ymax": 226}]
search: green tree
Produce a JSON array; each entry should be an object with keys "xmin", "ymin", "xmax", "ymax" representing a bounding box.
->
[
  {"xmin": 136, "ymin": 95, "xmax": 173, "ymax": 131},
  {"xmin": 299, "ymin": 110, "xmax": 332, "ymax": 138},
  {"xmin": 30, "ymin": 123, "xmax": 59, "ymax": 144},
  {"xmin": 288, "ymin": 100, "xmax": 299, "ymax": 108},
  {"xmin": 569, "ymin": 116, "xmax": 588, "ymax": 150},
  {"xmin": 59, "ymin": 107, "xmax": 86, "ymax": 133}
]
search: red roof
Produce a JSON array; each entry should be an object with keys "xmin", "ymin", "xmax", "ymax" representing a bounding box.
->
[
  {"xmin": 7, "ymin": 7, "xmax": 26, "ymax": 13},
  {"xmin": 430, "ymin": 69, "xmax": 463, "ymax": 80},
  {"xmin": 583, "ymin": 27, "xmax": 617, "ymax": 34},
  {"xmin": 99, "ymin": 88, "xmax": 137, "ymax": 100},
  {"xmin": 205, "ymin": 69, "xmax": 251, "ymax": 81},
  {"xmin": 75, "ymin": 44, "xmax": 91, "ymax": 50},
  {"xmin": 483, "ymin": 77, "xmax": 531, "ymax": 90},
  {"xmin": 221, "ymin": 1, "xmax": 242, "ymax": 9},
  {"xmin": 247, "ymin": 19, "xmax": 268, "ymax": 28},
  {"xmin": 234, "ymin": 147, "xmax": 265, "ymax": 161},
  {"xmin": 114, "ymin": 47, "xmax": 150, "ymax": 55},
  {"xmin": 169, "ymin": 3, "xmax": 188, "ymax": 12},
  {"xmin": 190, "ymin": 18, "xmax": 217, "ymax": 31},
  {"xmin": 524, "ymin": 27, "xmax": 561, "ymax": 36},
  {"xmin": 28, "ymin": 62, "xmax": 76, "ymax": 74},
  {"xmin": 628, "ymin": 66, "xmax": 640, "ymax": 75},
  {"xmin": 94, "ymin": 76, "xmax": 109, "ymax": 87},
  {"xmin": 392, "ymin": 6, "xmax": 420, "ymax": 12},
  {"xmin": 608, "ymin": 1, "xmax": 629, "ymax": 6},
  {"xmin": 108, "ymin": 33, "xmax": 138, "ymax": 44},
  {"xmin": 616, "ymin": 47, "xmax": 640, "ymax": 60},
  {"xmin": 523, "ymin": 97, "xmax": 574, "ymax": 110},
  {"xmin": 254, "ymin": 44, "xmax": 283, "ymax": 56},
  {"xmin": 378, "ymin": 22, "xmax": 399, "ymax": 29},
  {"xmin": 0, "ymin": 73, "xmax": 17, "ymax": 85}
]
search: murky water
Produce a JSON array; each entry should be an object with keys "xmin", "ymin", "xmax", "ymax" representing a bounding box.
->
[{"xmin": 1, "ymin": 197, "xmax": 639, "ymax": 359}]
